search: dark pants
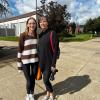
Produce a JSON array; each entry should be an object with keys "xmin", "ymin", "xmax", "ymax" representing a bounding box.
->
[
  {"xmin": 23, "ymin": 62, "xmax": 38, "ymax": 94},
  {"xmin": 43, "ymin": 67, "xmax": 53, "ymax": 92}
]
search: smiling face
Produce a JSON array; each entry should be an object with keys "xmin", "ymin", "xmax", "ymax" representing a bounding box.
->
[
  {"xmin": 39, "ymin": 16, "xmax": 48, "ymax": 31},
  {"xmin": 27, "ymin": 18, "xmax": 37, "ymax": 33}
]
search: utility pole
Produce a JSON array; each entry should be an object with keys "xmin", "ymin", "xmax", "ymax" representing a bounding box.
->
[
  {"xmin": 36, "ymin": 0, "xmax": 37, "ymax": 21},
  {"xmin": 36, "ymin": 0, "xmax": 39, "ymax": 38}
]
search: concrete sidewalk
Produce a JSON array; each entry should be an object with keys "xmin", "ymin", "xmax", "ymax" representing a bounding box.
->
[{"xmin": 0, "ymin": 38, "xmax": 100, "ymax": 100}]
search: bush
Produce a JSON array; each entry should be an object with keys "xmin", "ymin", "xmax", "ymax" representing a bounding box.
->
[{"xmin": 59, "ymin": 30, "xmax": 74, "ymax": 37}]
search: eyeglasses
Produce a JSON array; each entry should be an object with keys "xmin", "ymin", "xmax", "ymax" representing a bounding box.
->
[{"xmin": 28, "ymin": 23, "xmax": 36, "ymax": 25}]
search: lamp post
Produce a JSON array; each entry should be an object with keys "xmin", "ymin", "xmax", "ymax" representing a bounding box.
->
[
  {"xmin": 36, "ymin": 0, "xmax": 37, "ymax": 14},
  {"xmin": 36, "ymin": 0, "xmax": 39, "ymax": 38},
  {"xmin": 36, "ymin": 0, "xmax": 37, "ymax": 20}
]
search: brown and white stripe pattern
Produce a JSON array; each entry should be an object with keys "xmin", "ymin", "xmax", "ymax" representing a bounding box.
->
[{"xmin": 17, "ymin": 33, "xmax": 38, "ymax": 68}]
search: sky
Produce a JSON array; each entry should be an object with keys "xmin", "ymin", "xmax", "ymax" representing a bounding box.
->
[{"xmin": 7, "ymin": 0, "xmax": 100, "ymax": 25}]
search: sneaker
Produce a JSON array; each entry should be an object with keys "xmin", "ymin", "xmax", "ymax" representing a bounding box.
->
[
  {"xmin": 48, "ymin": 96, "xmax": 54, "ymax": 100},
  {"xmin": 42, "ymin": 95, "xmax": 50, "ymax": 100},
  {"xmin": 29, "ymin": 94, "xmax": 35, "ymax": 100},
  {"xmin": 25, "ymin": 94, "xmax": 30, "ymax": 100}
]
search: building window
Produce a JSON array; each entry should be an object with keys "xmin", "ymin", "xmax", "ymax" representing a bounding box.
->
[
  {"xmin": 20, "ymin": 22, "xmax": 26, "ymax": 33},
  {"xmin": 11, "ymin": 24, "xmax": 16, "ymax": 29},
  {"xmin": 0, "ymin": 25, "xmax": 4, "ymax": 28}
]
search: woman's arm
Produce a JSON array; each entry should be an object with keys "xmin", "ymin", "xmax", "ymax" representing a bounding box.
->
[
  {"xmin": 17, "ymin": 33, "xmax": 24, "ymax": 70},
  {"xmin": 51, "ymin": 31, "xmax": 59, "ymax": 67}
]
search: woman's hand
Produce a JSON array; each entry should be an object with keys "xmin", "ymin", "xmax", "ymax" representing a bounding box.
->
[
  {"xmin": 51, "ymin": 67, "xmax": 58, "ymax": 73},
  {"xmin": 51, "ymin": 67, "xmax": 56, "ymax": 72}
]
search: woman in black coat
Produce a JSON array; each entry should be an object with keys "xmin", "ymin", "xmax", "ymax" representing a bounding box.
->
[{"xmin": 38, "ymin": 16, "xmax": 59, "ymax": 100}]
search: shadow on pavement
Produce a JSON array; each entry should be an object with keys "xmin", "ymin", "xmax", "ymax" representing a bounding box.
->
[
  {"xmin": 0, "ymin": 46, "xmax": 17, "ymax": 61},
  {"xmin": 53, "ymin": 75, "xmax": 91, "ymax": 98},
  {"xmin": 35, "ymin": 91, "xmax": 46, "ymax": 100},
  {"xmin": 34, "ymin": 75, "xmax": 91, "ymax": 100}
]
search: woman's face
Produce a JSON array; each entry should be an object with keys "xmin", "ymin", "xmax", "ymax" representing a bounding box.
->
[
  {"xmin": 27, "ymin": 19, "xmax": 36, "ymax": 32},
  {"xmin": 39, "ymin": 17, "xmax": 48, "ymax": 31}
]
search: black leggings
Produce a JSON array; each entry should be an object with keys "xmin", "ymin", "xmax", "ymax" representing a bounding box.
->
[
  {"xmin": 43, "ymin": 68, "xmax": 53, "ymax": 92},
  {"xmin": 23, "ymin": 62, "xmax": 38, "ymax": 94}
]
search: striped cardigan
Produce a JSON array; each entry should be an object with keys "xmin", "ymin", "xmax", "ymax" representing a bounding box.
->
[{"xmin": 17, "ymin": 32, "xmax": 39, "ymax": 70}]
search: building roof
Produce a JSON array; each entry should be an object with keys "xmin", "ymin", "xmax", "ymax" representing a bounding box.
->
[{"xmin": 0, "ymin": 11, "xmax": 41, "ymax": 23}]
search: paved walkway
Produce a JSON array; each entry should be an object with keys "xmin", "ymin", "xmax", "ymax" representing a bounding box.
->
[{"xmin": 0, "ymin": 38, "xmax": 100, "ymax": 100}]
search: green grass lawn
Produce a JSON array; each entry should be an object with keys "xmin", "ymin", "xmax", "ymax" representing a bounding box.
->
[
  {"xmin": 60, "ymin": 33, "xmax": 94, "ymax": 42},
  {"xmin": 0, "ymin": 33, "xmax": 95, "ymax": 42},
  {"xmin": 0, "ymin": 36, "xmax": 19, "ymax": 41}
]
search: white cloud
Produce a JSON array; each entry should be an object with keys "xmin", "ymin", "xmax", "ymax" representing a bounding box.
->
[
  {"xmin": 96, "ymin": 0, "xmax": 100, "ymax": 5},
  {"xmin": 14, "ymin": 0, "xmax": 41, "ymax": 14},
  {"xmin": 11, "ymin": 7, "xmax": 17, "ymax": 13},
  {"xmin": 11, "ymin": 0, "xmax": 100, "ymax": 24},
  {"xmin": 68, "ymin": 0, "xmax": 100, "ymax": 24},
  {"xmin": 78, "ymin": 16, "xmax": 89, "ymax": 24},
  {"xmin": 14, "ymin": 0, "xmax": 73, "ymax": 14}
]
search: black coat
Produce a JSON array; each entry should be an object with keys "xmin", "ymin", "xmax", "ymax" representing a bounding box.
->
[{"xmin": 38, "ymin": 29, "xmax": 58, "ymax": 71}]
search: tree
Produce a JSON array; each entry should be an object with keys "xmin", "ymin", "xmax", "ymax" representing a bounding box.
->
[
  {"xmin": 84, "ymin": 17, "xmax": 100, "ymax": 34},
  {"xmin": 94, "ymin": 17, "xmax": 100, "ymax": 33},
  {"xmin": 70, "ymin": 22, "xmax": 76, "ymax": 35},
  {"xmin": 38, "ymin": 0, "xmax": 71, "ymax": 33},
  {"xmin": 0, "ymin": 3, "xmax": 6, "ymax": 18},
  {"xmin": 84, "ymin": 19, "xmax": 94, "ymax": 33},
  {"xmin": 0, "ymin": 0, "xmax": 12, "ymax": 19}
]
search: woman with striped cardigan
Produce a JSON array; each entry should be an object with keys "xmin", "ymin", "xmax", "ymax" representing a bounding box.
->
[{"xmin": 17, "ymin": 17, "xmax": 38, "ymax": 100}]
